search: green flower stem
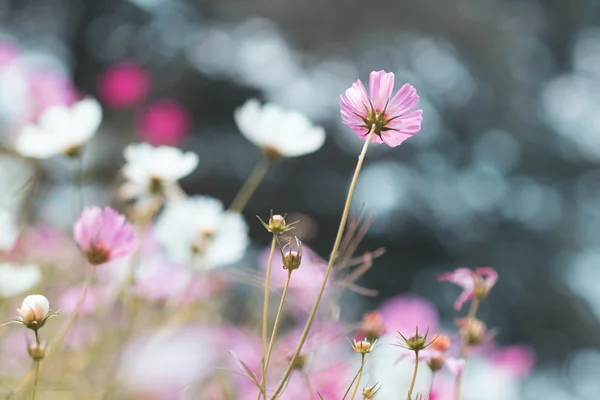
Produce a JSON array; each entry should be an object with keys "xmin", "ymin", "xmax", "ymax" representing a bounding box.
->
[
  {"xmin": 454, "ymin": 298, "xmax": 480, "ymax": 400},
  {"xmin": 230, "ymin": 155, "xmax": 270, "ymax": 213},
  {"xmin": 407, "ymin": 351, "xmax": 419, "ymax": 400},
  {"xmin": 257, "ymin": 235, "xmax": 277, "ymax": 399},
  {"xmin": 269, "ymin": 126, "xmax": 376, "ymax": 400},
  {"xmin": 349, "ymin": 354, "xmax": 366, "ymax": 400}
]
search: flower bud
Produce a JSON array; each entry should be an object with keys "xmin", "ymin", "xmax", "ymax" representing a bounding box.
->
[
  {"xmin": 362, "ymin": 384, "xmax": 381, "ymax": 399},
  {"xmin": 427, "ymin": 355, "xmax": 445, "ymax": 372},
  {"xmin": 18, "ymin": 295, "xmax": 50, "ymax": 330},
  {"xmin": 352, "ymin": 338, "xmax": 375, "ymax": 354},
  {"xmin": 396, "ymin": 327, "xmax": 436, "ymax": 353},
  {"xmin": 28, "ymin": 342, "xmax": 46, "ymax": 361},
  {"xmin": 430, "ymin": 334, "xmax": 451, "ymax": 353},
  {"xmin": 457, "ymin": 318, "xmax": 486, "ymax": 346},
  {"xmin": 257, "ymin": 213, "xmax": 296, "ymax": 235},
  {"xmin": 281, "ymin": 236, "xmax": 302, "ymax": 271},
  {"xmin": 289, "ymin": 353, "xmax": 306, "ymax": 370},
  {"xmin": 357, "ymin": 311, "xmax": 385, "ymax": 342}
]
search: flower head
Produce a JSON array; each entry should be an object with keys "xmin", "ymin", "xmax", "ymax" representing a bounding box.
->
[
  {"xmin": 136, "ymin": 99, "xmax": 190, "ymax": 146},
  {"xmin": 438, "ymin": 267, "xmax": 498, "ymax": 310},
  {"xmin": 17, "ymin": 294, "xmax": 52, "ymax": 330},
  {"xmin": 351, "ymin": 338, "xmax": 376, "ymax": 354},
  {"xmin": 154, "ymin": 196, "xmax": 249, "ymax": 269},
  {"xmin": 395, "ymin": 327, "xmax": 436, "ymax": 353},
  {"xmin": 356, "ymin": 311, "xmax": 386, "ymax": 342},
  {"xmin": 362, "ymin": 384, "xmax": 381, "ymax": 399},
  {"xmin": 15, "ymin": 98, "xmax": 102, "ymax": 158},
  {"xmin": 257, "ymin": 212, "xmax": 296, "ymax": 235},
  {"xmin": 456, "ymin": 317, "xmax": 487, "ymax": 346},
  {"xmin": 234, "ymin": 99, "xmax": 326, "ymax": 159},
  {"xmin": 340, "ymin": 70, "xmax": 423, "ymax": 147},
  {"xmin": 73, "ymin": 207, "xmax": 138, "ymax": 266},
  {"xmin": 120, "ymin": 143, "xmax": 199, "ymax": 201}
]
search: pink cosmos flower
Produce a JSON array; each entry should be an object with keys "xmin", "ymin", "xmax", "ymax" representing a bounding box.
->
[
  {"xmin": 340, "ymin": 70, "xmax": 423, "ymax": 147},
  {"xmin": 136, "ymin": 99, "xmax": 190, "ymax": 146},
  {"xmin": 73, "ymin": 207, "xmax": 138, "ymax": 266},
  {"xmin": 438, "ymin": 267, "xmax": 498, "ymax": 311},
  {"xmin": 98, "ymin": 62, "xmax": 151, "ymax": 109}
]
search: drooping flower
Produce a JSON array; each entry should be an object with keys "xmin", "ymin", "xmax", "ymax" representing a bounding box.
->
[
  {"xmin": 17, "ymin": 294, "xmax": 51, "ymax": 330},
  {"xmin": 73, "ymin": 206, "xmax": 138, "ymax": 266},
  {"xmin": 136, "ymin": 99, "xmax": 190, "ymax": 146},
  {"xmin": 234, "ymin": 99, "xmax": 326, "ymax": 159},
  {"xmin": 154, "ymin": 196, "xmax": 249, "ymax": 269},
  {"xmin": 438, "ymin": 267, "xmax": 498, "ymax": 310},
  {"xmin": 340, "ymin": 70, "xmax": 423, "ymax": 147},
  {"xmin": 15, "ymin": 98, "xmax": 102, "ymax": 158},
  {"xmin": 98, "ymin": 62, "xmax": 151, "ymax": 109},
  {"xmin": 0, "ymin": 263, "xmax": 41, "ymax": 298},
  {"xmin": 119, "ymin": 142, "xmax": 199, "ymax": 201}
]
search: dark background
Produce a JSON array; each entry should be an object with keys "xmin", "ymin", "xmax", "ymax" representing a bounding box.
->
[{"xmin": 3, "ymin": 0, "xmax": 600, "ymax": 395}]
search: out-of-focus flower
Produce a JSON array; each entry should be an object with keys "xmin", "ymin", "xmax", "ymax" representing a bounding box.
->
[
  {"xmin": 98, "ymin": 62, "xmax": 151, "ymax": 109},
  {"xmin": 356, "ymin": 311, "xmax": 386, "ymax": 341},
  {"xmin": 73, "ymin": 206, "xmax": 138, "ymax": 266},
  {"xmin": 17, "ymin": 294, "xmax": 50, "ymax": 329},
  {"xmin": 438, "ymin": 267, "xmax": 498, "ymax": 310},
  {"xmin": 445, "ymin": 357, "xmax": 466, "ymax": 375},
  {"xmin": 340, "ymin": 70, "xmax": 423, "ymax": 147},
  {"xmin": 431, "ymin": 334, "xmax": 451, "ymax": 353},
  {"xmin": 0, "ymin": 263, "xmax": 41, "ymax": 298},
  {"xmin": 15, "ymin": 98, "xmax": 102, "ymax": 159},
  {"xmin": 234, "ymin": 98, "xmax": 326, "ymax": 159},
  {"xmin": 154, "ymin": 196, "xmax": 249, "ymax": 268},
  {"xmin": 489, "ymin": 345, "xmax": 535, "ymax": 378},
  {"xmin": 0, "ymin": 209, "xmax": 18, "ymax": 252},
  {"xmin": 57, "ymin": 284, "xmax": 109, "ymax": 316},
  {"xmin": 120, "ymin": 143, "xmax": 199, "ymax": 201},
  {"xmin": 27, "ymin": 341, "xmax": 46, "ymax": 361},
  {"xmin": 136, "ymin": 99, "xmax": 190, "ymax": 146},
  {"xmin": 27, "ymin": 68, "xmax": 77, "ymax": 122},
  {"xmin": 377, "ymin": 295, "xmax": 439, "ymax": 334}
]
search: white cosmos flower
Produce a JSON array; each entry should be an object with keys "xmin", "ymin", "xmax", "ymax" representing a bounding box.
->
[
  {"xmin": 154, "ymin": 196, "xmax": 248, "ymax": 269},
  {"xmin": 0, "ymin": 210, "xmax": 18, "ymax": 252},
  {"xmin": 15, "ymin": 98, "xmax": 102, "ymax": 159},
  {"xmin": 0, "ymin": 263, "xmax": 42, "ymax": 298},
  {"xmin": 234, "ymin": 98, "xmax": 326, "ymax": 158},
  {"xmin": 120, "ymin": 143, "xmax": 199, "ymax": 200}
]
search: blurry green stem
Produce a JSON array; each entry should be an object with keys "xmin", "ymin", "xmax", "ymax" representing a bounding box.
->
[
  {"xmin": 230, "ymin": 156, "xmax": 270, "ymax": 213},
  {"xmin": 407, "ymin": 351, "xmax": 419, "ymax": 400},
  {"xmin": 30, "ymin": 331, "xmax": 41, "ymax": 400},
  {"xmin": 349, "ymin": 354, "xmax": 365, "ymax": 400},
  {"xmin": 264, "ymin": 269, "xmax": 292, "ymax": 373},
  {"xmin": 257, "ymin": 235, "xmax": 277, "ymax": 399},
  {"xmin": 454, "ymin": 298, "xmax": 480, "ymax": 400},
  {"xmin": 269, "ymin": 126, "xmax": 375, "ymax": 400}
]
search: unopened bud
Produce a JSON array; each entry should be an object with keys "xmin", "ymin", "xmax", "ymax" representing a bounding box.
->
[
  {"xmin": 290, "ymin": 353, "xmax": 306, "ymax": 370},
  {"xmin": 18, "ymin": 295, "xmax": 50, "ymax": 330},
  {"xmin": 352, "ymin": 338, "xmax": 375, "ymax": 354},
  {"xmin": 457, "ymin": 318, "xmax": 486, "ymax": 346},
  {"xmin": 362, "ymin": 384, "xmax": 381, "ymax": 399},
  {"xmin": 257, "ymin": 213, "xmax": 295, "ymax": 235},
  {"xmin": 281, "ymin": 237, "xmax": 302, "ymax": 271},
  {"xmin": 28, "ymin": 342, "xmax": 46, "ymax": 361},
  {"xmin": 430, "ymin": 334, "xmax": 451, "ymax": 353},
  {"xmin": 427, "ymin": 355, "xmax": 445, "ymax": 372},
  {"xmin": 397, "ymin": 327, "xmax": 436, "ymax": 353}
]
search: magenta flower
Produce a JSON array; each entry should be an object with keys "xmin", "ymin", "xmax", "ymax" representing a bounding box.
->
[
  {"xmin": 73, "ymin": 207, "xmax": 138, "ymax": 265},
  {"xmin": 340, "ymin": 70, "xmax": 423, "ymax": 147},
  {"xmin": 136, "ymin": 99, "xmax": 190, "ymax": 146},
  {"xmin": 98, "ymin": 62, "xmax": 151, "ymax": 109},
  {"xmin": 438, "ymin": 267, "xmax": 498, "ymax": 311}
]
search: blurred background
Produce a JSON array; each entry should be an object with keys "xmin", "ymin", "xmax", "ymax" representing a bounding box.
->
[{"xmin": 1, "ymin": 0, "xmax": 600, "ymax": 398}]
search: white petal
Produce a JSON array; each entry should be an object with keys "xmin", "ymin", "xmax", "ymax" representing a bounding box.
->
[{"xmin": 0, "ymin": 264, "xmax": 42, "ymax": 298}]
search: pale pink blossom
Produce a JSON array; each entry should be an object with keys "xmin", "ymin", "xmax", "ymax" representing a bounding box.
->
[
  {"xmin": 490, "ymin": 345, "xmax": 535, "ymax": 377},
  {"xmin": 136, "ymin": 99, "xmax": 190, "ymax": 146},
  {"xmin": 377, "ymin": 295, "xmax": 439, "ymax": 334},
  {"xmin": 18, "ymin": 294, "xmax": 49, "ymax": 325},
  {"xmin": 438, "ymin": 267, "xmax": 498, "ymax": 310},
  {"xmin": 98, "ymin": 62, "xmax": 151, "ymax": 109},
  {"xmin": 340, "ymin": 70, "xmax": 423, "ymax": 147},
  {"xmin": 73, "ymin": 207, "xmax": 138, "ymax": 266}
]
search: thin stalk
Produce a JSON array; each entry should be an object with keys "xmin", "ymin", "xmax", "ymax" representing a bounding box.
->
[
  {"xmin": 30, "ymin": 330, "xmax": 41, "ymax": 400},
  {"xmin": 269, "ymin": 126, "xmax": 376, "ymax": 400},
  {"xmin": 349, "ymin": 354, "xmax": 365, "ymax": 400},
  {"xmin": 453, "ymin": 298, "xmax": 480, "ymax": 400},
  {"xmin": 12, "ymin": 267, "xmax": 94, "ymax": 396},
  {"xmin": 257, "ymin": 235, "xmax": 277, "ymax": 400},
  {"xmin": 407, "ymin": 351, "xmax": 420, "ymax": 400},
  {"xmin": 230, "ymin": 155, "xmax": 270, "ymax": 212},
  {"xmin": 264, "ymin": 269, "xmax": 292, "ymax": 373}
]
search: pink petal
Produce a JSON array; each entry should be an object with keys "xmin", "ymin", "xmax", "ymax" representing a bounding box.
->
[
  {"xmin": 368, "ymin": 70, "xmax": 395, "ymax": 113},
  {"xmin": 388, "ymin": 83, "xmax": 420, "ymax": 115},
  {"xmin": 379, "ymin": 131, "xmax": 413, "ymax": 147},
  {"xmin": 475, "ymin": 267, "xmax": 498, "ymax": 291}
]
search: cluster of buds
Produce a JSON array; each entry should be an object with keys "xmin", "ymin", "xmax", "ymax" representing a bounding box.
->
[
  {"xmin": 351, "ymin": 338, "xmax": 376, "ymax": 355},
  {"xmin": 395, "ymin": 326, "xmax": 437, "ymax": 354},
  {"xmin": 356, "ymin": 311, "xmax": 385, "ymax": 342},
  {"xmin": 257, "ymin": 213, "xmax": 297, "ymax": 235},
  {"xmin": 426, "ymin": 334, "xmax": 451, "ymax": 372},
  {"xmin": 280, "ymin": 236, "xmax": 302, "ymax": 271},
  {"xmin": 362, "ymin": 383, "xmax": 381, "ymax": 399},
  {"xmin": 456, "ymin": 318, "xmax": 487, "ymax": 346}
]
